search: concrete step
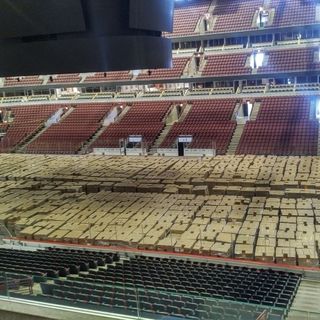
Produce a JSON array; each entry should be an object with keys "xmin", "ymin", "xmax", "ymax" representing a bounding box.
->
[
  {"xmin": 152, "ymin": 124, "xmax": 173, "ymax": 150},
  {"xmin": 250, "ymin": 102, "xmax": 261, "ymax": 121},
  {"xmin": 288, "ymin": 280, "xmax": 320, "ymax": 319},
  {"xmin": 115, "ymin": 106, "xmax": 130, "ymax": 123},
  {"xmin": 178, "ymin": 104, "xmax": 193, "ymax": 122},
  {"xmin": 226, "ymin": 124, "xmax": 245, "ymax": 155},
  {"xmin": 79, "ymin": 125, "xmax": 106, "ymax": 154}
]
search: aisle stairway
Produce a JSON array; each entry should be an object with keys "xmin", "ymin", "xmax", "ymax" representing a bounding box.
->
[
  {"xmin": 250, "ymin": 102, "xmax": 261, "ymax": 121},
  {"xmin": 78, "ymin": 125, "xmax": 106, "ymax": 154},
  {"xmin": 178, "ymin": 104, "xmax": 193, "ymax": 122},
  {"xmin": 152, "ymin": 124, "xmax": 173, "ymax": 152},
  {"xmin": 287, "ymin": 280, "xmax": 320, "ymax": 320},
  {"xmin": 227, "ymin": 124, "xmax": 245, "ymax": 155}
]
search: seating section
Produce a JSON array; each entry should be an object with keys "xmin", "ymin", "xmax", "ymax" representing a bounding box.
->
[
  {"xmin": 161, "ymin": 100, "xmax": 237, "ymax": 154},
  {"xmin": 27, "ymin": 104, "xmax": 114, "ymax": 154},
  {"xmin": 0, "ymin": 247, "xmax": 118, "ymax": 280},
  {"xmin": 0, "ymin": 105, "xmax": 60, "ymax": 153},
  {"xmin": 136, "ymin": 58, "xmax": 189, "ymax": 80},
  {"xmin": 35, "ymin": 255, "xmax": 300, "ymax": 319},
  {"xmin": 92, "ymin": 102, "xmax": 171, "ymax": 149},
  {"xmin": 237, "ymin": 97, "xmax": 319, "ymax": 155},
  {"xmin": 50, "ymin": 74, "xmax": 80, "ymax": 84},
  {"xmin": 84, "ymin": 71, "xmax": 132, "ymax": 83},
  {"xmin": 202, "ymin": 54, "xmax": 251, "ymax": 77},
  {"xmin": 4, "ymin": 76, "xmax": 43, "ymax": 87},
  {"xmin": 211, "ymin": 0, "xmax": 263, "ymax": 33},
  {"xmin": 270, "ymin": 0, "xmax": 317, "ymax": 28},
  {"xmin": 168, "ymin": 0, "xmax": 317, "ymax": 36},
  {"xmin": 258, "ymin": 48, "xmax": 320, "ymax": 74},
  {"xmin": 167, "ymin": 0, "xmax": 212, "ymax": 37}
]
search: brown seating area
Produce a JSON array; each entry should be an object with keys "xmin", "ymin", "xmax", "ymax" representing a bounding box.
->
[
  {"xmin": 167, "ymin": 0, "xmax": 317, "ymax": 37},
  {"xmin": 0, "ymin": 105, "xmax": 61, "ymax": 153},
  {"xmin": 0, "ymin": 154, "xmax": 319, "ymax": 267},
  {"xmin": 258, "ymin": 48, "xmax": 320, "ymax": 74},
  {"xmin": 4, "ymin": 76, "xmax": 43, "ymax": 87},
  {"xmin": 92, "ymin": 102, "xmax": 171, "ymax": 149},
  {"xmin": 136, "ymin": 58, "xmax": 189, "ymax": 80},
  {"xmin": 167, "ymin": 0, "xmax": 212, "ymax": 37},
  {"xmin": 270, "ymin": 0, "xmax": 317, "ymax": 28},
  {"xmin": 210, "ymin": 0, "xmax": 263, "ymax": 34},
  {"xmin": 2, "ymin": 47, "xmax": 319, "ymax": 88},
  {"xmin": 26, "ymin": 104, "xmax": 114, "ymax": 154},
  {"xmin": 202, "ymin": 53, "xmax": 251, "ymax": 77},
  {"xmin": 161, "ymin": 100, "xmax": 237, "ymax": 153},
  {"xmin": 237, "ymin": 97, "xmax": 319, "ymax": 156},
  {"xmin": 84, "ymin": 71, "xmax": 132, "ymax": 83},
  {"xmin": 50, "ymin": 74, "xmax": 81, "ymax": 84}
]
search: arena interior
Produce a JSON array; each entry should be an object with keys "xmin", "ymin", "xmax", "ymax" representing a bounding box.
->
[{"xmin": 1, "ymin": 0, "xmax": 320, "ymax": 319}]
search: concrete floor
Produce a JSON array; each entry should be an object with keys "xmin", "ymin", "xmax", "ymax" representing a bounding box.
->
[{"xmin": 287, "ymin": 280, "xmax": 320, "ymax": 320}]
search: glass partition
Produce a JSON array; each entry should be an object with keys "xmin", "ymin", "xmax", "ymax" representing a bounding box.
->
[{"xmin": 0, "ymin": 272, "xmax": 305, "ymax": 320}]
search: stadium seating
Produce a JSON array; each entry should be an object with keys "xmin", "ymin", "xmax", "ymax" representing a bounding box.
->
[
  {"xmin": 270, "ymin": 0, "xmax": 317, "ymax": 28},
  {"xmin": 4, "ymin": 76, "xmax": 43, "ymax": 87},
  {"xmin": 0, "ymin": 1, "xmax": 319, "ymax": 319},
  {"xmin": 210, "ymin": 0, "xmax": 263, "ymax": 34},
  {"xmin": 0, "ymin": 105, "xmax": 61, "ymax": 153},
  {"xmin": 49, "ymin": 74, "xmax": 81, "ymax": 84},
  {"xmin": 168, "ymin": 0, "xmax": 318, "ymax": 36},
  {"xmin": 237, "ymin": 97, "xmax": 319, "ymax": 156},
  {"xmin": 136, "ymin": 58, "xmax": 189, "ymax": 80},
  {"xmin": 1, "ymin": 47, "xmax": 319, "ymax": 88},
  {"xmin": 27, "ymin": 104, "xmax": 114, "ymax": 154},
  {"xmin": 161, "ymin": 99, "xmax": 237, "ymax": 153},
  {"xmin": 36, "ymin": 255, "xmax": 300, "ymax": 319},
  {"xmin": 167, "ymin": 0, "xmax": 212, "ymax": 37},
  {"xmin": 0, "ymin": 247, "xmax": 118, "ymax": 280},
  {"xmin": 92, "ymin": 102, "xmax": 171, "ymax": 149},
  {"xmin": 202, "ymin": 53, "xmax": 251, "ymax": 77},
  {"xmin": 84, "ymin": 71, "xmax": 132, "ymax": 83},
  {"xmin": 258, "ymin": 48, "xmax": 320, "ymax": 74}
]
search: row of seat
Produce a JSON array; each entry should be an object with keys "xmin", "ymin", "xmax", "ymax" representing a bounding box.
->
[
  {"xmin": 161, "ymin": 100, "xmax": 237, "ymax": 153},
  {"xmin": 35, "ymin": 254, "xmax": 301, "ymax": 319},
  {"xmin": 168, "ymin": 0, "xmax": 317, "ymax": 36},
  {"xmin": 237, "ymin": 97, "xmax": 319, "ymax": 156},
  {"xmin": 27, "ymin": 104, "xmax": 114, "ymax": 154},
  {"xmin": 0, "ymin": 247, "xmax": 118, "ymax": 280}
]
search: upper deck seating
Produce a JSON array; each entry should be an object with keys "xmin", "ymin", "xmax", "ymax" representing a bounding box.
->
[
  {"xmin": 136, "ymin": 58, "xmax": 189, "ymax": 80},
  {"xmin": 270, "ymin": 0, "xmax": 317, "ymax": 28},
  {"xmin": 84, "ymin": 71, "xmax": 132, "ymax": 83},
  {"xmin": 50, "ymin": 74, "xmax": 81, "ymax": 84},
  {"xmin": 202, "ymin": 53, "xmax": 251, "ymax": 77},
  {"xmin": 258, "ymin": 48, "xmax": 320, "ymax": 74},
  {"xmin": 4, "ymin": 76, "xmax": 43, "ymax": 87},
  {"xmin": 166, "ymin": 0, "xmax": 212, "ymax": 37},
  {"xmin": 211, "ymin": 0, "xmax": 263, "ymax": 34}
]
